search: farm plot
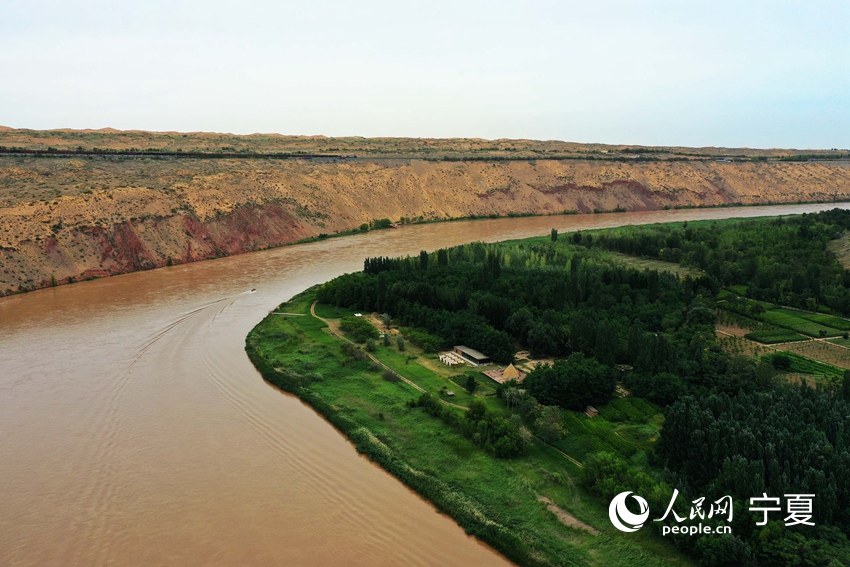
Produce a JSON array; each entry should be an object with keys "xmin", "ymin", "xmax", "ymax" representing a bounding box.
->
[
  {"xmin": 775, "ymin": 341, "xmax": 850, "ymax": 370},
  {"xmin": 717, "ymin": 334, "xmax": 773, "ymax": 357},
  {"xmin": 760, "ymin": 309, "xmax": 843, "ymax": 338},
  {"xmin": 744, "ymin": 330, "xmax": 808, "ymax": 344},
  {"xmin": 793, "ymin": 312, "xmax": 850, "ymax": 331}
]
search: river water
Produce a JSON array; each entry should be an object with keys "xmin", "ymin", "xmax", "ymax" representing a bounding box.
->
[{"xmin": 1, "ymin": 203, "xmax": 848, "ymax": 567}]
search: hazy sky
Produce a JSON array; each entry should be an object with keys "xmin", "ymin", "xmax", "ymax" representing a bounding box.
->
[{"xmin": 1, "ymin": 0, "xmax": 848, "ymax": 148}]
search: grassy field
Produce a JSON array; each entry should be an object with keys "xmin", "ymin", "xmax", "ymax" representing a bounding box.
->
[{"xmin": 246, "ymin": 289, "xmax": 694, "ymax": 567}]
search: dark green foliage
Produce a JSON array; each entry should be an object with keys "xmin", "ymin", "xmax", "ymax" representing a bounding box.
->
[
  {"xmin": 745, "ymin": 330, "xmax": 808, "ymax": 344},
  {"xmin": 550, "ymin": 228, "xmax": 558, "ymax": 242},
  {"xmin": 339, "ymin": 316, "xmax": 379, "ymax": 342},
  {"xmin": 585, "ymin": 209, "xmax": 850, "ymax": 315},
  {"xmin": 437, "ymin": 248, "xmax": 448, "ymax": 267},
  {"xmin": 372, "ymin": 218, "xmax": 392, "ymax": 229},
  {"xmin": 534, "ymin": 406, "xmax": 564, "ymax": 443},
  {"xmin": 341, "ymin": 342, "xmax": 368, "ymax": 362},
  {"xmin": 771, "ymin": 353, "xmax": 793, "ymax": 370},
  {"xmin": 318, "ymin": 239, "xmax": 718, "ymax": 367},
  {"xmin": 843, "ymin": 371, "xmax": 850, "ymax": 401},
  {"xmin": 417, "ymin": 392, "xmax": 443, "ymax": 416},
  {"xmin": 661, "ymin": 386, "xmax": 850, "ymax": 564},
  {"xmin": 465, "ymin": 375, "xmax": 478, "ymax": 394},
  {"xmin": 624, "ymin": 372, "xmax": 685, "ymax": 406},
  {"xmin": 524, "ymin": 353, "xmax": 616, "ymax": 411},
  {"xmin": 399, "ymin": 327, "xmax": 444, "ymax": 353},
  {"xmin": 582, "ymin": 451, "xmax": 659, "ymax": 501}
]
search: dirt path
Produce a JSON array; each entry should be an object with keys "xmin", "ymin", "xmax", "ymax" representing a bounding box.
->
[
  {"xmin": 309, "ymin": 301, "xmax": 587, "ymax": 467},
  {"xmin": 310, "ymin": 301, "xmax": 468, "ymax": 409}
]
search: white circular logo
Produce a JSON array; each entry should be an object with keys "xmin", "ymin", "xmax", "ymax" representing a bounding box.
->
[{"xmin": 609, "ymin": 491, "xmax": 650, "ymax": 532}]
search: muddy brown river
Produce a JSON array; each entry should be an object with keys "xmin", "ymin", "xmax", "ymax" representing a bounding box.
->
[{"xmin": 2, "ymin": 203, "xmax": 848, "ymax": 567}]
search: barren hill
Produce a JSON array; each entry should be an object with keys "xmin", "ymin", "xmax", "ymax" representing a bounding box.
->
[{"xmin": 1, "ymin": 128, "xmax": 850, "ymax": 295}]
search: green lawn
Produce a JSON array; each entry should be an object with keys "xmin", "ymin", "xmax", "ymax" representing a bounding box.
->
[{"xmin": 246, "ymin": 289, "xmax": 694, "ymax": 567}]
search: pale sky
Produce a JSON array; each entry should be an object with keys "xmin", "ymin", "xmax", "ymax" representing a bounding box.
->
[{"xmin": 1, "ymin": 0, "xmax": 848, "ymax": 148}]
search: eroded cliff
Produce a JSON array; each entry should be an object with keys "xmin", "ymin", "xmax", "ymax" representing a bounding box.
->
[{"xmin": 2, "ymin": 145, "xmax": 850, "ymax": 295}]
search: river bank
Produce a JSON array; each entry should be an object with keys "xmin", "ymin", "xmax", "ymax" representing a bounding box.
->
[{"xmin": 246, "ymin": 289, "xmax": 694, "ymax": 567}]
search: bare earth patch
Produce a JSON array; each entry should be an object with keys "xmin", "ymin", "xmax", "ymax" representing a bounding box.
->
[{"xmin": 537, "ymin": 496, "xmax": 600, "ymax": 535}]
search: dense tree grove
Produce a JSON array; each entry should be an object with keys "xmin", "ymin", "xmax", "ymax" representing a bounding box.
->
[
  {"xmin": 659, "ymin": 385, "xmax": 850, "ymax": 565},
  {"xmin": 523, "ymin": 353, "xmax": 616, "ymax": 410},
  {"xmin": 663, "ymin": 386, "xmax": 850, "ymax": 527},
  {"xmin": 583, "ymin": 208, "xmax": 850, "ymax": 314}
]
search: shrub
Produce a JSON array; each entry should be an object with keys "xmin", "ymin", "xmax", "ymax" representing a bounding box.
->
[
  {"xmin": 770, "ymin": 353, "xmax": 793, "ymax": 370},
  {"xmin": 534, "ymin": 406, "xmax": 564, "ymax": 443},
  {"xmin": 399, "ymin": 327, "xmax": 444, "ymax": 353},
  {"xmin": 339, "ymin": 316, "xmax": 379, "ymax": 343},
  {"xmin": 382, "ymin": 369, "xmax": 400, "ymax": 382}
]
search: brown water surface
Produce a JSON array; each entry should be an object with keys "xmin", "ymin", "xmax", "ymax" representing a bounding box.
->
[{"xmin": 2, "ymin": 203, "xmax": 847, "ymax": 566}]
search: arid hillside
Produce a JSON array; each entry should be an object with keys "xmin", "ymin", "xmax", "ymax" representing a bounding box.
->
[{"xmin": 2, "ymin": 128, "xmax": 850, "ymax": 295}]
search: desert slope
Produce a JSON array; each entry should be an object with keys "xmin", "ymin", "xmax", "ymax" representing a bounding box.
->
[{"xmin": 2, "ymin": 134, "xmax": 850, "ymax": 295}]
